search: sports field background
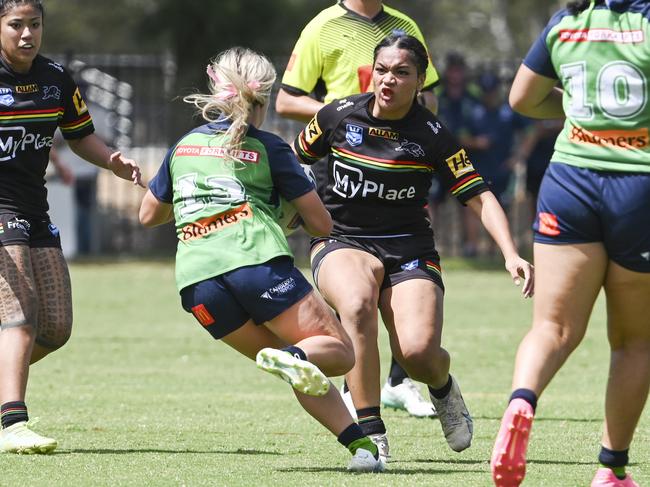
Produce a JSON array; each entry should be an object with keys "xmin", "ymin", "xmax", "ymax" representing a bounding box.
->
[{"xmin": 9, "ymin": 261, "xmax": 649, "ymax": 486}]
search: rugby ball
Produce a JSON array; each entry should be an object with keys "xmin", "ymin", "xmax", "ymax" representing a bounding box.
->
[{"xmin": 279, "ymin": 164, "xmax": 316, "ymax": 236}]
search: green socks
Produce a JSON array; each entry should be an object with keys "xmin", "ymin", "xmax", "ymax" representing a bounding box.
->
[{"xmin": 348, "ymin": 437, "xmax": 378, "ymax": 458}]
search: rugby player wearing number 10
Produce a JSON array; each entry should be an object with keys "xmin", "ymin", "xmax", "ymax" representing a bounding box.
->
[
  {"xmin": 294, "ymin": 33, "xmax": 534, "ymax": 457},
  {"xmin": 491, "ymin": 1, "xmax": 650, "ymax": 486}
]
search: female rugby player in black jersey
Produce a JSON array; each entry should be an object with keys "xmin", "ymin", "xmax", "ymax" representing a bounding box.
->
[
  {"xmin": 294, "ymin": 33, "xmax": 534, "ymax": 458},
  {"xmin": 0, "ymin": 0, "xmax": 142, "ymax": 453}
]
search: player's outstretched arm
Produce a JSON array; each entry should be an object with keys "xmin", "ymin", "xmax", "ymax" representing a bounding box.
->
[
  {"xmin": 466, "ymin": 191, "xmax": 534, "ymax": 298},
  {"xmin": 67, "ymin": 134, "xmax": 144, "ymax": 187}
]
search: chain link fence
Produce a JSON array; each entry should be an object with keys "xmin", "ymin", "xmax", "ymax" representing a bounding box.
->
[{"xmin": 48, "ymin": 53, "xmax": 536, "ymax": 261}]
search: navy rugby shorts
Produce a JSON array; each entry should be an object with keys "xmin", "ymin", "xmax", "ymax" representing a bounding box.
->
[
  {"xmin": 0, "ymin": 211, "xmax": 62, "ymax": 248},
  {"xmin": 310, "ymin": 234, "xmax": 444, "ymax": 292},
  {"xmin": 534, "ymin": 162, "xmax": 650, "ymax": 273},
  {"xmin": 180, "ymin": 256, "xmax": 313, "ymax": 339}
]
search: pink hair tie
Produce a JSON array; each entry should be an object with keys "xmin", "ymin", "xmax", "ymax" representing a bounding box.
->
[
  {"xmin": 207, "ymin": 65, "xmax": 238, "ymax": 100},
  {"xmin": 214, "ymin": 86, "xmax": 238, "ymax": 100},
  {"xmin": 206, "ymin": 65, "xmax": 261, "ymax": 99},
  {"xmin": 206, "ymin": 65, "xmax": 222, "ymax": 84}
]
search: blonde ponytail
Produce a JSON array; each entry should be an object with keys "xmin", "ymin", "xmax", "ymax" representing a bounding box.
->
[{"xmin": 183, "ymin": 47, "xmax": 276, "ymax": 164}]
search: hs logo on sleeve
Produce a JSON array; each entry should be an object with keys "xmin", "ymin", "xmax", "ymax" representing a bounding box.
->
[{"xmin": 445, "ymin": 148, "xmax": 475, "ymax": 177}]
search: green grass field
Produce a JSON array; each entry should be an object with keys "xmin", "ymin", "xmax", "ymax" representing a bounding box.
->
[{"xmin": 7, "ymin": 261, "xmax": 648, "ymax": 486}]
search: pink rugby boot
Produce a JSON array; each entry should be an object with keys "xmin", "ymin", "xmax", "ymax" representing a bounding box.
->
[
  {"xmin": 591, "ymin": 467, "xmax": 639, "ymax": 487},
  {"xmin": 491, "ymin": 398, "xmax": 534, "ymax": 487}
]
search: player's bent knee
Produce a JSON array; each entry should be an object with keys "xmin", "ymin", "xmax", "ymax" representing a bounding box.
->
[
  {"xmin": 333, "ymin": 339, "xmax": 356, "ymax": 375},
  {"xmin": 338, "ymin": 295, "xmax": 378, "ymax": 331},
  {"xmin": 535, "ymin": 319, "xmax": 585, "ymax": 351}
]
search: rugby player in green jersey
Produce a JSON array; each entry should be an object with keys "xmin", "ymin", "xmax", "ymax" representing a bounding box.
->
[
  {"xmin": 491, "ymin": 1, "xmax": 650, "ymax": 486},
  {"xmin": 140, "ymin": 47, "xmax": 385, "ymax": 473}
]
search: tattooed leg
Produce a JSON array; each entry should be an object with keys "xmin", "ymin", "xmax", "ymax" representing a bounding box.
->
[
  {"xmin": 0, "ymin": 245, "xmax": 38, "ymax": 403},
  {"xmin": 29, "ymin": 248, "xmax": 73, "ymax": 364}
]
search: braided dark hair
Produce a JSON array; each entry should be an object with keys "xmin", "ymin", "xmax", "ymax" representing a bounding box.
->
[
  {"xmin": 0, "ymin": 0, "xmax": 44, "ymax": 18},
  {"xmin": 373, "ymin": 32, "xmax": 428, "ymax": 76}
]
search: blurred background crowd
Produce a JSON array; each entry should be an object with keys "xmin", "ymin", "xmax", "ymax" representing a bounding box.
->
[{"xmin": 41, "ymin": 0, "xmax": 565, "ymax": 260}]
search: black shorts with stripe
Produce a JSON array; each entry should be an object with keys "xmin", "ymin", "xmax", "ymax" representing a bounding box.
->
[
  {"xmin": 310, "ymin": 234, "xmax": 444, "ymax": 292},
  {"xmin": 0, "ymin": 211, "xmax": 62, "ymax": 248}
]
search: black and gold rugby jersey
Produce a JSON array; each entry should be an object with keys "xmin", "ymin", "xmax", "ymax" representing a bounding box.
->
[
  {"xmin": 281, "ymin": 1, "xmax": 439, "ymax": 103},
  {"xmin": 0, "ymin": 54, "xmax": 95, "ymax": 218},
  {"xmin": 295, "ymin": 93, "xmax": 488, "ymax": 238}
]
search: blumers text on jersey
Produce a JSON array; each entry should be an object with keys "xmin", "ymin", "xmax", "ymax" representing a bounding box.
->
[{"xmin": 0, "ymin": 55, "xmax": 95, "ymax": 218}]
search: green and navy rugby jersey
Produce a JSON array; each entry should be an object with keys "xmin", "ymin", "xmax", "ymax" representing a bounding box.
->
[
  {"xmin": 294, "ymin": 93, "xmax": 487, "ymax": 238},
  {"xmin": 281, "ymin": 1, "xmax": 439, "ymax": 103},
  {"xmin": 0, "ymin": 54, "xmax": 94, "ymax": 218},
  {"xmin": 149, "ymin": 121, "xmax": 314, "ymax": 291},
  {"xmin": 524, "ymin": 0, "xmax": 650, "ymax": 173}
]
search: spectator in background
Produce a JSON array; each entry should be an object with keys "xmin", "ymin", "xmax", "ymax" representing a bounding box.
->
[
  {"xmin": 519, "ymin": 119, "xmax": 564, "ymax": 217},
  {"xmin": 436, "ymin": 53, "xmax": 479, "ymax": 138},
  {"xmin": 275, "ymin": 0, "xmax": 440, "ymax": 457},
  {"xmin": 50, "ymin": 138, "xmax": 100, "ymax": 256},
  {"xmin": 47, "ymin": 145, "xmax": 75, "ymax": 187},
  {"xmin": 462, "ymin": 72, "xmax": 529, "ymax": 256},
  {"xmin": 427, "ymin": 52, "xmax": 479, "ymax": 226}
]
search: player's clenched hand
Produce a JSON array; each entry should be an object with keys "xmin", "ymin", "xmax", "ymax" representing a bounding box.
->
[
  {"xmin": 109, "ymin": 151, "xmax": 145, "ymax": 188},
  {"xmin": 505, "ymin": 256, "xmax": 534, "ymax": 298}
]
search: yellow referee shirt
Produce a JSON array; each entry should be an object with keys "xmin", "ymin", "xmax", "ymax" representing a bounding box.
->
[{"xmin": 281, "ymin": 1, "xmax": 439, "ymax": 103}]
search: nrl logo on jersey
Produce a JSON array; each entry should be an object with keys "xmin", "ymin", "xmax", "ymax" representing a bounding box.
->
[
  {"xmin": 15, "ymin": 84, "xmax": 38, "ymax": 94},
  {"xmin": 368, "ymin": 127, "xmax": 399, "ymax": 141},
  {"xmin": 401, "ymin": 259, "xmax": 419, "ymax": 271},
  {"xmin": 345, "ymin": 124, "xmax": 364, "ymax": 147},
  {"xmin": 0, "ymin": 88, "xmax": 14, "ymax": 106}
]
